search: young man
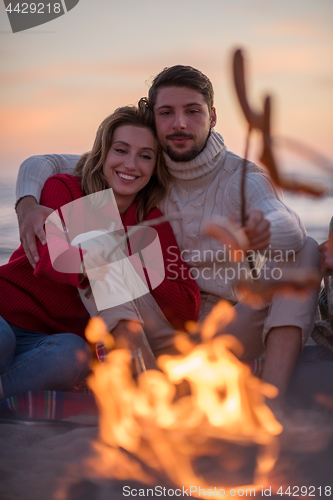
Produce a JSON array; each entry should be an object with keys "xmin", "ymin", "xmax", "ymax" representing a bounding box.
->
[{"xmin": 14, "ymin": 65, "xmax": 320, "ymax": 406}]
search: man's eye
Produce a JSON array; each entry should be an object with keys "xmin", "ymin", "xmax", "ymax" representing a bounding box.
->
[{"xmin": 188, "ymin": 109, "xmax": 199, "ymax": 114}]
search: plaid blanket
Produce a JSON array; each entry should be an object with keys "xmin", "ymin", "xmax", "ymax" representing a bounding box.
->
[{"xmin": 0, "ymin": 390, "xmax": 98, "ymax": 425}]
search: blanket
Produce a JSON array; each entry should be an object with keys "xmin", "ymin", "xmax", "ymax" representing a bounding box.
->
[{"xmin": 0, "ymin": 390, "xmax": 98, "ymax": 425}]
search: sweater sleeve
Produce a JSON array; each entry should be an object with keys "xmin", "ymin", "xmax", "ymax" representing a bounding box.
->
[
  {"xmin": 144, "ymin": 212, "xmax": 201, "ymax": 330},
  {"xmin": 15, "ymin": 154, "xmax": 80, "ymax": 207},
  {"xmin": 226, "ymin": 167, "xmax": 307, "ymax": 252},
  {"xmin": 33, "ymin": 176, "xmax": 89, "ymax": 289}
]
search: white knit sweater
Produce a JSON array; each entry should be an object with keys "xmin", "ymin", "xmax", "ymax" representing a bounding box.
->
[{"xmin": 16, "ymin": 130, "xmax": 306, "ymax": 302}]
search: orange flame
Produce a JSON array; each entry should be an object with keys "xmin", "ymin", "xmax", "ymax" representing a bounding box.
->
[{"xmin": 86, "ymin": 302, "xmax": 283, "ymax": 495}]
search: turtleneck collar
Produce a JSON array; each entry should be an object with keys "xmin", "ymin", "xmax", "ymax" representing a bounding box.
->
[{"xmin": 164, "ymin": 129, "xmax": 225, "ymax": 181}]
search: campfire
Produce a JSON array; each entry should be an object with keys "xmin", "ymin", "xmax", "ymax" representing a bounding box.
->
[{"xmin": 83, "ymin": 303, "xmax": 282, "ymax": 497}]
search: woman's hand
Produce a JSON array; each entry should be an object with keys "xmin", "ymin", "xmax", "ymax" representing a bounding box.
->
[{"xmin": 16, "ymin": 196, "xmax": 53, "ymax": 268}]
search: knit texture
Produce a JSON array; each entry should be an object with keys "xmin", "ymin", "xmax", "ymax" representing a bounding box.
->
[{"xmin": 160, "ymin": 130, "xmax": 307, "ymax": 301}]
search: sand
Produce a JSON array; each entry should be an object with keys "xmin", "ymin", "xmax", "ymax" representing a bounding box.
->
[{"xmin": 0, "ymin": 408, "xmax": 332, "ymax": 500}]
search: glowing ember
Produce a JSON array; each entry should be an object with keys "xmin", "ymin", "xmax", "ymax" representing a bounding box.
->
[
  {"xmin": 85, "ymin": 317, "xmax": 108, "ymax": 344},
  {"xmin": 85, "ymin": 301, "xmax": 283, "ymax": 496},
  {"xmin": 85, "ymin": 317, "xmax": 114, "ymax": 351}
]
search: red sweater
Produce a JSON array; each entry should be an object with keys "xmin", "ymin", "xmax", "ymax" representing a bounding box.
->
[{"xmin": 0, "ymin": 175, "xmax": 200, "ymax": 337}]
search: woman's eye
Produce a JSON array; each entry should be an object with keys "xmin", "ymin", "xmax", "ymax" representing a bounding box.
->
[
  {"xmin": 115, "ymin": 148, "xmax": 127, "ymax": 154},
  {"xmin": 160, "ymin": 111, "xmax": 170, "ymax": 116},
  {"xmin": 141, "ymin": 154, "xmax": 152, "ymax": 160}
]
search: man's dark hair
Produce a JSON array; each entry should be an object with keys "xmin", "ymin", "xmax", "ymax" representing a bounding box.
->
[{"xmin": 148, "ymin": 65, "xmax": 214, "ymax": 111}]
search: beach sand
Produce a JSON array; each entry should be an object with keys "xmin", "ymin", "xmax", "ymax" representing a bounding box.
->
[{"xmin": 0, "ymin": 410, "xmax": 332, "ymax": 500}]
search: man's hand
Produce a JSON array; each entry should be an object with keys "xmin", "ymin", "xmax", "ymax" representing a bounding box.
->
[
  {"xmin": 244, "ymin": 209, "xmax": 271, "ymax": 251},
  {"xmin": 318, "ymin": 238, "xmax": 333, "ymax": 274},
  {"xmin": 16, "ymin": 196, "xmax": 53, "ymax": 268}
]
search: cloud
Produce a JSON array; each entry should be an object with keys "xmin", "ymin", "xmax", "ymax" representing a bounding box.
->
[
  {"xmin": 254, "ymin": 21, "xmax": 321, "ymax": 38},
  {"xmin": 0, "ymin": 47, "xmax": 231, "ymax": 89},
  {"xmin": 245, "ymin": 44, "xmax": 333, "ymax": 77},
  {"xmin": 0, "ymin": 60, "xmax": 159, "ymax": 87},
  {"xmin": 0, "ymin": 84, "xmax": 145, "ymax": 159}
]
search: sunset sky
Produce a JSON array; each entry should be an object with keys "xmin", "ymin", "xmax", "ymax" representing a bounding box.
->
[{"xmin": 0, "ymin": 0, "xmax": 332, "ymax": 180}]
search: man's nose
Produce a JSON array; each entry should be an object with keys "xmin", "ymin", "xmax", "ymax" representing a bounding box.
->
[{"xmin": 172, "ymin": 112, "xmax": 186, "ymax": 130}]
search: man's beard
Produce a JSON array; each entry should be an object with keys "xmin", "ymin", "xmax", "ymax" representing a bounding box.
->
[
  {"xmin": 165, "ymin": 143, "xmax": 204, "ymax": 162},
  {"xmin": 163, "ymin": 130, "xmax": 211, "ymax": 163}
]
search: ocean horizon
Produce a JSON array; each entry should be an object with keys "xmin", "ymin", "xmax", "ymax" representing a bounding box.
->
[{"xmin": 0, "ymin": 176, "xmax": 332, "ymax": 266}]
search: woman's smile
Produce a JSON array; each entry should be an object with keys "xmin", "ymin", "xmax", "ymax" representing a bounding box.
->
[{"xmin": 115, "ymin": 171, "xmax": 139, "ymax": 182}]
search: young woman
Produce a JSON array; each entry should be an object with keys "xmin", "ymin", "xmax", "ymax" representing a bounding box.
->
[{"xmin": 0, "ymin": 100, "xmax": 200, "ymax": 399}]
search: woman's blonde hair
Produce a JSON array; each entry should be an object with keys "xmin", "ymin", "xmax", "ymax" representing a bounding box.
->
[{"xmin": 74, "ymin": 98, "xmax": 170, "ymax": 222}]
